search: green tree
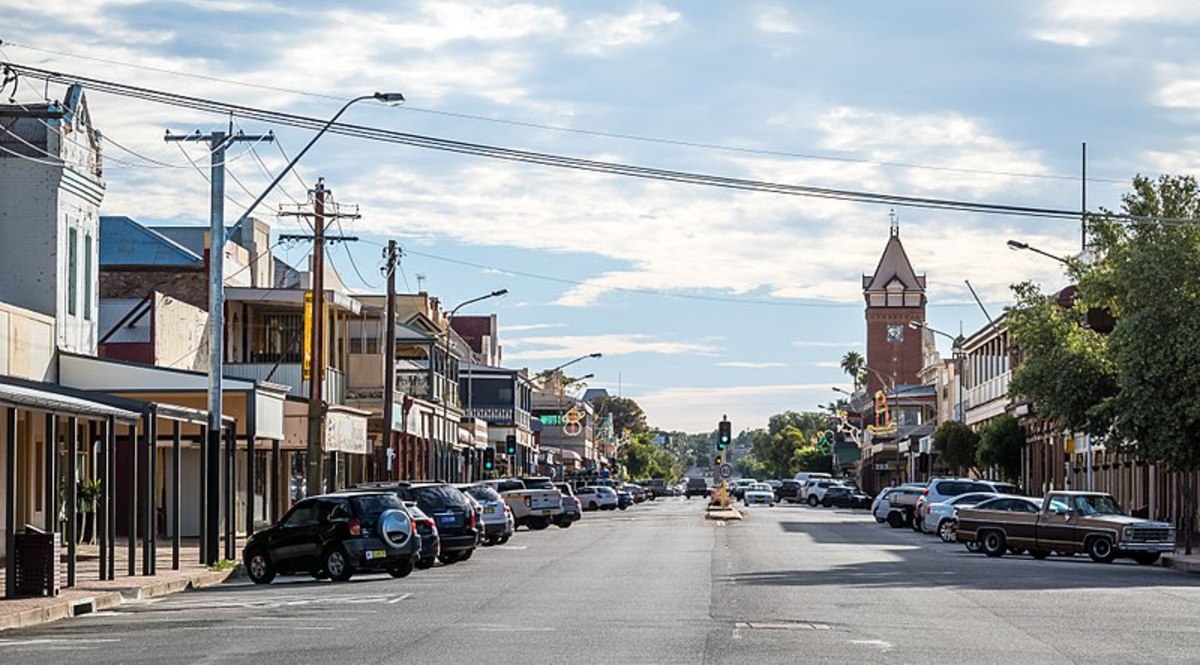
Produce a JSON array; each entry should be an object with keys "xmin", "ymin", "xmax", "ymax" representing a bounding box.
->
[
  {"xmin": 734, "ymin": 453, "xmax": 768, "ymax": 479},
  {"xmin": 791, "ymin": 446, "xmax": 832, "ymax": 474},
  {"xmin": 841, "ymin": 350, "xmax": 866, "ymax": 390},
  {"xmin": 933, "ymin": 420, "xmax": 979, "ymax": 476},
  {"xmin": 590, "ymin": 395, "xmax": 649, "ymax": 437},
  {"xmin": 976, "ymin": 414, "xmax": 1024, "ymax": 484}
]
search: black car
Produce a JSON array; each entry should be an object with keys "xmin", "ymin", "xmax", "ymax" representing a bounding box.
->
[
  {"xmin": 775, "ymin": 480, "xmax": 803, "ymax": 503},
  {"xmin": 242, "ymin": 491, "xmax": 419, "ymax": 584},
  {"xmin": 685, "ymin": 478, "xmax": 710, "ymax": 498},
  {"xmin": 821, "ymin": 486, "xmax": 871, "ymax": 509},
  {"xmin": 357, "ymin": 482, "xmax": 479, "ymax": 565},
  {"xmin": 405, "ymin": 502, "xmax": 440, "ymax": 569}
]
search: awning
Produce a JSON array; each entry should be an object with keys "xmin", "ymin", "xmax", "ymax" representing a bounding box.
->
[{"xmin": 0, "ymin": 376, "xmax": 140, "ymax": 422}]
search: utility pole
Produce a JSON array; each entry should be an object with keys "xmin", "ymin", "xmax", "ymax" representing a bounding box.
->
[
  {"xmin": 165, "ymin": 125, "xmax": 272, "ymax": 565},
  {"xmin": 382, "ymin": 240, "xmax": 399, "ymax": 480},
  {"xmin": 279, "ymin": 179, "xmax": 360, "ymax": 496}
]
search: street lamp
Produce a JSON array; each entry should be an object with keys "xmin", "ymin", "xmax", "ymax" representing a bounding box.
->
[
  {"xmin": 545, "ymin": 352, "xmax": 603, "ymax": 377},
  {"xmin": 909, "ymin": 320, "xmax": 966, "ymax": 423},
  {"xmin": 442, "ymin": 289, "xmax": 508, "ymax": 481},
  {"xmin": 203, "ymin": 90, "xmax": 401, "ymax": 563},
  {"xmin": 1006, "ymin": 239, "xmax": 1071, "ymax": 266}
]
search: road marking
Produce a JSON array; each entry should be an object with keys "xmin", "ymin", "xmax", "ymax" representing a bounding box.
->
[
  {"xmin": 492, "ymin": 545, "xmax": 528, "ymax": 550},
  {"xmin": 852, "ymin": 639, "xmax": 894, "ymax": 651},
  {"xmin": 388, "ymin": 593, "xmax": 412, "ymax": 604},
  {"xmin": 0, "ymin": 638, "xmax": 122, "ymax": 646}
]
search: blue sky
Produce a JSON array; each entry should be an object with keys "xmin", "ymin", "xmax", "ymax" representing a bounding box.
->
[{"xmin": 5, "ymin": 1, "xmax": 1199, "ymax": 431}]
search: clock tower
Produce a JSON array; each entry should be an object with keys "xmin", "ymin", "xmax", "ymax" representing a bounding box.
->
[{"xmin": 862, "ymin": 219, "xmax": 926, "ymax": 397}]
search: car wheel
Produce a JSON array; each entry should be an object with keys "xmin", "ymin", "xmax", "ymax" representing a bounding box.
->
[
  {"xmin": 556, "ymin": 519, "xmax": 572, "ymax": 528},
  {"xmin": 588, "ymin": 502, "xmax": 598, "ymax": 510},
  {"xmin": 310, "ymin": 569, "xmax": 329, "ymax": 580},
  {"xmin": 910, "ymin": 517, "xmax": 923, "ymax": 532},
  {"xmin": 245, "ymin": 550, "xmax": 275, "ymax": 585},
  {"xmin": 1029, "ymin": 549, "xmax": 1051, "ymax": 560},
  {"xmin": 529, "ymin": 518, "xmax": 550, "ymax": 530},
  {"xmin": 1086, "ymin": 536, "xmax": 1116, "ymax": 564},
  {"xmin": 1132, "ymin": 552, "xmax": 1161, "ymax": 566},
  {"xmin": 938, "ymin": 520, "xmax": 956, "ymax": 543},
  {"xmin": 981, "ymin": 530, "xmax": 1007, "ymax": 558},
  {"xmin": 459, "ymin": 548, "xmax": 474, "ymax": 561},
  {"xmin": 1008, "ymin": 547, "xmax": 1026, "ymax": 556},
  {"xmin": 415, "ymin": 557, "xmax": 435, "ymax": 570},
  {"xmin": 497, "ymin": 535, "xmax": 511, "ymax": 545},
  {"xmin": 438, "ymin": 552, "xmax": 461, "ymax": 565},
  {"xmin": 388, "ymin": 559, "xmax": 414, "ymax": 578},
  {"xmin": 322, "ymin": 547, "xmax": 353, "ymax": 582},
  {"xmin": 886, "ymin": 511, "xmax": 905, "ymax": 529},
  {"xmin": 874, "ymin": 516, "xmax": 885, "ymax": 523},
  {"xmin": 965, "ymin": 541, "xmax": 982, "ymax": 553},
  {"xmin": 807, "ymin": 496, "xmax": 818, "ymax": 507}
]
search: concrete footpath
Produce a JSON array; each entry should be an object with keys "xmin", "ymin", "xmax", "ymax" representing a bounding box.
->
[
  {"xmin": 1, "ymin": 541, "xmax": 241, "ymax": 632},
  {"xmin": 705, "ymin": 506, "xmax": 744, "ymax": 521},
  {"xmin": 1163, "ymin": 550, "xmax": 1200, "ymax": 574}
]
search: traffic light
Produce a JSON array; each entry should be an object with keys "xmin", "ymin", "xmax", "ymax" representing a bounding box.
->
[
  {"xmin": 505, "ymin": 434, "xmax": 517, "ymax": 456},
  {"xmin": 718, "ymin": 419, "xmax": 731, "ymax": 451},
  {"xmin": 713, "ymin": 455, "xmax": 722, "ymax": 467},
  {"xmin": 483, "ymin": 447, "xmax": 496, "ymax": 471}
]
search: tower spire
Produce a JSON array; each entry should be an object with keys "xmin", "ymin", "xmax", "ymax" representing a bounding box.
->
[{"xmin": 889, "ymin": 208, "xmax": 899, "ymax": 237}]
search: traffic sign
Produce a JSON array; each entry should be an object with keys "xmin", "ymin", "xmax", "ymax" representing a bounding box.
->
[{"xmin": 718, "ymin": 463, "xmax": 733, "ymax": 479}]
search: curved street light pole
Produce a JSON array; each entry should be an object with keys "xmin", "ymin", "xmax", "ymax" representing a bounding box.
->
[
  {"xmin": 1006, "ymin": 239, "xmax": 1071, "ymax": 266},
  {"xmin": 909, "ymin": 320, "xmax": 966, "ymax": 423},
  {"xmin": 441, "ymin": 289, "xmax": 507, "ymax": 481}
]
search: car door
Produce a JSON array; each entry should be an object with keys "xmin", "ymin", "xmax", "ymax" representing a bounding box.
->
[
  {"xmin": 998, "ymin": 499, "xmax": 1039, "ymax": 548},
  {"xmin": 273, "ymin": 499, "xmax": 322, "ymax": 571},
  {"xmin": 1037, "ymin": 494, "xmax": 1077, "ymax": 552}
]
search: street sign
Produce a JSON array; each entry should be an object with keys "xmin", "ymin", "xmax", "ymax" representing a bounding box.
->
[{"xmin": 718, "ymin": 463, "xmax": 733, "ymax": 479}]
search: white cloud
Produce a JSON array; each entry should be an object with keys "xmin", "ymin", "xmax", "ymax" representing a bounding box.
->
[
  {"xmin": 811, "ymin": 361, "xmax": 842, "ymax": 369},
  {"xmin": 635, "ymin": 382, "xmax": 834, "ymax": 431},
  {"xmin": 793, "ymin": 341, "xmax": 862, "ymax": 348},
  {"xmin": 502, "ymin": 323, "xmax": 567, "ymax": 332},
  {"xmin": 716, "ymin": 361, "xmax": 787, "ymax": 369},
  {"xmin": 1032, "ymin": 0, "xmax": 1198, "ymax": 47},
  {"xmin": 572, "ymin": 3, "xmax": 681, "ymax": 56},
  {"xmin": 753, "ymin": 4, "xmax": 803, "ymax": 35},
  {"xmin": 504, "ymin": 333, "xmax": 718, "ymax": 361}
]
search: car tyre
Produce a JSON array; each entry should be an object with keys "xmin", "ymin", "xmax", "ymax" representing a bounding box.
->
[
  {"xmin": 938, "ymin": 520, "xmax": 956, "ymax": 543},
  {"xmin": 388, "ymin": 559, "xmax": 414, "ymax": 578},
  {"xmin": 1029, "ymin": 549, "xmax": 1051, "ymax": 560},
  {"xmin": 807, "ymin": 495, "xmax": 819, "ymax": 507},
  {"xmin": 1132, "ymin": 552, "xmax": 1161, "ymax": 566},
  {"xmin": 245, "ymin": 550, "xmax": 275, "ymax": 585},
  {"xmin": 529, "ymin": 518, "xmax": 551, "ymax": 530},
  {"xmin": 438, "ymin": 552, "xmax": 461, "ymax": 565},
  {"xmin": 1086, "ymin": 536, "xmax": 1116, "ymax": 564},
  {"xmin": 910, "ymin": 517, "xmax": 923, "ymax": 532},
  {"xmin": 980, "ymin": 530, "xmax": 1007, "ymax": 558},
  {"xmin": 497, "ymin": 535, "xmax": 511, "ymax": 545},
  {"xmin": 322, "ymin": 547, "xmax": 353, "ymax": 582},
  {"xmin": 965, "ymin": 541, "xmax": 982, "ymax": 553},
  {"xmin": 459, "ymin": 548, "xmax": 474, "ymax": 561},
  {"xmin": 886, "ymin": 511, "xmax": 905, "ymax": 529},
  {"xmin": 310, "ymin": 569, "xmax": 329, "ymax": 580},
  {"xmin": 588, "ymin": 501, "xmax": 598, "ymax": 511},
  {"xmin": 415, "ymin": 557, "xmax": 436, "ymax": 569}
]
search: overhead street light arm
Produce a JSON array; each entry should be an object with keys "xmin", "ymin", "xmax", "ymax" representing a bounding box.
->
[
  {"xmin": 908, "ymin": 320, "xmax": 965, "ymax": 348},
  {"xmin": 1007, "ymin": 239, "xmax": 1071, "ymax": 266},
  {"xmin": 545, "ymin": 352, "xmax": 603, "ymax": 376}
]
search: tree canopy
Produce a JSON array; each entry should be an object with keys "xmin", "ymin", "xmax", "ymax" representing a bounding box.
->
[
  {"xmin": 590, "ymin": 395, "xmax": 649, "ymax": 437},
  {"xmin": 976, "ymin": 414, "xmax": 1024, "ymax": 484},
  {"xmin": 933, "ymin": 420, "xmax": 978, "ymax": 476}
]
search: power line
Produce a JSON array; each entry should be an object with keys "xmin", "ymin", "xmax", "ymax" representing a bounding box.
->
[{"xmin": 0, "ymin": 39, "xmax": 1130, "ymax": 184}]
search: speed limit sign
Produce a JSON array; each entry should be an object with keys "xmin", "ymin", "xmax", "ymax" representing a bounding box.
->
[{"xmin": 718, "ymin": 463, "xmax": 733, "ymax": 479}]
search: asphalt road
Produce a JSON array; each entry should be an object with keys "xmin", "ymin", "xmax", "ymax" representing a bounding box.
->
[{"xmin": 4, "ymin": 499, "xmax": 1200, "ymax": 664}]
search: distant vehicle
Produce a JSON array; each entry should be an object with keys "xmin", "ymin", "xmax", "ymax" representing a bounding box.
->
[
  {"xmin": 623, "ymin": 484, "xmax": 648, "ymax": 503},
  {"xmin": 685, "ymin": 478, "xmax": 710, "ymax": 499},
  {"xmin": 243, "ymin": 491, "xmax": 419, "ymax": 584},
  {"xmin": 919, "ymin": 492, "xmax": 997, "ymax": 541},
  {"xmin": 616, "ymin": 489, "xmax": 634, "ymax": 510},
  {"xmin": 802, "ymin": 479, "xmax": 844, "ymax": 506},
  {"xmin": 914, "ymin": 478, "xmax": 1003, "ymax": 532},
  {"xmin": 743, "ymin": 483, "xmax": 775, "ymax": 507},
  {"xmin": 730, "ymin": 478, "xmax": 756, "ymax": 500},
  {"xmin": 646, "ymin": 478, "xmax": 669, "ymax": 497},
  {"xmin": 457, "ymin": 483, "xmax": 515, "ymax": 545},
  {"xmin": 821, "ymin": 486, "xmax": 870, "ymax": 509},
  {"xmin": 775, "ymin": 479, "xmax": 804, "ymax": 504},
  {"xmin": 355, "ymin": 482, "xmax": 480, "ymax": 565},
  {"xmin": 487, "ymin": 477, "xmax": 566, "ymax": 530},
  {"xmin": 576, "ymin": 485, "xmax": 619, "ymax": 511},
  {"xmin": 554, "ymin": 483, "xmax": 583, "ymax": 527},
  {"xmin": 405, "ymin": 502, "xmax": 440, "ymax": 569},
  {"xmin": 793, "ymin": 471, "xmax": 832, "ymax": 485},
  {"xmin": 880, "ymin": 487, "xmax": 924, "ymax": 528}
]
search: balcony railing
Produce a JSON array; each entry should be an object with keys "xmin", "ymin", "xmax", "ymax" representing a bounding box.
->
[
  {"xmin": 464, "ymin": 406, "xmax": 530, "ymax": 426},
  {"xmin": 225, "ymin": 363, "xmax": 344, "ymax": 403},
  {"xmin": 966, "ymin": 370, "xmax": 1010, "ymax": 412}
]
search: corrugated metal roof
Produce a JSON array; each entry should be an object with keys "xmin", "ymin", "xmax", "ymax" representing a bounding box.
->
[
  {"xmin": 99, "ymin": 216, "xmax": 205, "ymax": 267},
  {"xmin": 0, "ymin": 376, "xmax": 140, "ymax": 421},
  {"xmin": 99, "ymin": 298, "xmax": 151, "ymax": 344}
]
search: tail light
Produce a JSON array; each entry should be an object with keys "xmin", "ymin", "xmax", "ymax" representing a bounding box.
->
[
  {"xmin": 922, "ymin": 489, "xmax": 930, "ymax": 496},
  {"xmin": 504, "ymin": 504, "xmax": 512, "ymax": 515},
  {"xmin": 423, "ymin": 518, "xmax": 435, "ymax": 530},
  {"xmin": 925, "ymin": 505, "xmax": 932, "ymax": 515},
  {"xmin": 523, "ymin": 496, "xmax": 532, "ymax": 508},
  {"xmin": 468, "ymin": 510, "xmax": 477, "ymax": 530},
  {"xmin": 348, "ymin": 517, "xmax": 362, "ymax": 537},
  {"xmin": 410, "ymin": 517, "xmax": 417, "ymax": 537}
]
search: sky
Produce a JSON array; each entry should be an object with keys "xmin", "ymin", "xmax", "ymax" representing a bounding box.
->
[{"xmin": 4, "ymin": 1, "xmax": 1199, "ymax": 432}]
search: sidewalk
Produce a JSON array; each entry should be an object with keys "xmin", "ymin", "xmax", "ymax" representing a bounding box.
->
[
  {"xmin": 1, "ymin": 539, "xmax": 241, "ymax": 632},
  {"xmin": 1163, "ymin": 550, "xmax": 1200, "ymax": 574},
  {"xmin": 705, "ymin": 506, "xmax": 744, "ymax": 521}
]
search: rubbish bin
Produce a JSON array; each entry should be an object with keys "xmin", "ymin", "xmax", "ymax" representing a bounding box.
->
[{"xmin": 13, "ymin": 527, "xmax": 61, "ymax": 597}]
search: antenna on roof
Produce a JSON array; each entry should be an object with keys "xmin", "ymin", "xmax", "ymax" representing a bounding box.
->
[
  {"xmin": 889, "ymin": 208, "xmax": 899, "ymax": 237},
  {"xmin": 416, "ymin": 273, "xmax": 426, "ymax": 292}
]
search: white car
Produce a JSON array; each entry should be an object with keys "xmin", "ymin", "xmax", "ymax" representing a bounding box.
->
[
  {"xmin": 802, "ymin": 479, "xmax": 844, "ymax": 506},
  {"xmin": 743, "ymin": 483, "xmax": 775, "ymax": 506},
  {"xmin": 575, "ymin": 485, "xmax": 618, "ymax": 511}
]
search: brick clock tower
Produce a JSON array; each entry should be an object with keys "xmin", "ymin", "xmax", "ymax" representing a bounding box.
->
[{"xmin": 862, "ymin": 220, "xmax": 926, "ymax": 397}]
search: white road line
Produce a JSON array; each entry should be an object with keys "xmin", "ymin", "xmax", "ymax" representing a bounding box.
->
[
  {"xmin": 0, "ymin": 638, "xmax": 122, "ymax": 646},
  {"xmin": 387, "ymin": 593, "xmax": 412, "ymax": 604}
]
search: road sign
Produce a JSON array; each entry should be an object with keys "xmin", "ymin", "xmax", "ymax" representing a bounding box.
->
[{"xmin": 718, "ymin": 463, "xmax": 733, "ymax": 479}]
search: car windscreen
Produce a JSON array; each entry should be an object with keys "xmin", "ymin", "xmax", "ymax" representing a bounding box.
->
[
  {"xmin": 349, "ymin": 494, "xmax": 405, "ymax": 520},
  {"xmin": 465, "ymin": 486, "xmax": 501, "ymax": 503},
  {"xmin": 410, "ymin": 485, "xmax": 471, "ymax": 512},
  {"xmin": 522, "ymin": 478, "xmax": 555, "ymax": 490}
]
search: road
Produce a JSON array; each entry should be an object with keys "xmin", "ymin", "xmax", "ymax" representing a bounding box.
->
[{"xmin": 4, "ymin": 499, "xmax": 1200, "ymax": 663}]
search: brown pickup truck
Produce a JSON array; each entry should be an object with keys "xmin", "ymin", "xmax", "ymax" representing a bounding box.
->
[{"xmin": 956, "ymin": 491, "xmax": 1175, "ymax": 564}]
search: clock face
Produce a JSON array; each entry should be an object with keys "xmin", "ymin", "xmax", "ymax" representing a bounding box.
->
[{"xmin": 886, "ymin": 324, "xmax": 905, "ymax": 343}]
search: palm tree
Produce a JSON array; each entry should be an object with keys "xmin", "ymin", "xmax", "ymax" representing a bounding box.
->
[{"xmin": 840, "ymin": 351, "xmax": 865, "ymax": 390}]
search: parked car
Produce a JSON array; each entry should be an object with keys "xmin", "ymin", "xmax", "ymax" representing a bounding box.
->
[
  {"xmin": 685, "ymin": 478, "xmax": 710, "ymax": 499},
  {"xmin": 743, "ymin": 483, "xmax": 775, "ymax": 506},
  {"xmin": 731, "ymin": 478, "xmax": 757, "ymax": 500},
  {"xmin": 821, "ymin": 486, "xmax": 870, "ymax": 509},
  {"xmin": 576, "ymin": 485, "xmax": 619, "ymax": 510},
  {"xmin": 802, "ymin": 479, "xmax": 844, "ymax": 507},
  {"xmin": 775, "ymin": 479, "xmax": 804, "ymax": 504},
  {"xmin": 488, "ymin": 477, "xmax": 566, "ymax": 529},
  {"xmin": 617, "ymin": 489, "xmax": 634, "ymax": 510},
  {"xmin": 957, "ymin": 491, "xmax": 1175, "ymax": 564},
  {"xmin": 404, "ymin": 502, "xmax": 440, "ymax": 569},
  {"xmin": 646, "ymin": 478, "xmax": 670, "ymax": 497},
  {"xmin": 457, "ymin": 483, "xmax": 515, "ymax": 545},
  {"xmin": 623, "ymin": 484, "xmax": 648, "ymax": 503},
  {"xmin": 243, "ymin": 491, "xmax": 419, "ymax": 584},
  {"xmin": 356, "ymin": 482, "xmax": 479, "ymax": 565},
  {"xmin": 919, "ymin": 492, "xmax": 997, "ymax": 542},
  {"xmin": 793, "ymin": 471, "xmax": 832, "ymax": 485},
  {"xmin": 881, "ymin": 486, "xmax": 925, "ymax": 528},
  {"xmin": 913, "ymin": 478, "xmax": 1003, "ymax": 532},
  {"xmin": 554, "ymin": 483, "xmax": 583, "ymax": 527}
]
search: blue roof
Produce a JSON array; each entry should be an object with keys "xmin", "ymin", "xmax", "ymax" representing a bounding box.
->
[{"xmin": 100, "ymin": 216, "xmax": 204, "ymax": 267}]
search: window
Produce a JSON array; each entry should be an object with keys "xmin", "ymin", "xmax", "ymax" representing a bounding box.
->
[
  {"xmin": 282, "ymin": 500, "xmax": 319, "ymax": 528},
  {"xmin": 83, "ymin": 233, "xmax": 93, "ymax": 320},
  {"xmin": 68, "ymin": 227, "xmax": 78, "ymax": 316}
]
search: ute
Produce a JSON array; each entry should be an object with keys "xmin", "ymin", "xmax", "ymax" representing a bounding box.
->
[{"xmin": 485, "ymin": 477, "xmax": 565, "ymax": 530}]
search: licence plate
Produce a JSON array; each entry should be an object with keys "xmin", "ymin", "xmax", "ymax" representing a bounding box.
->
[
  {"xmin": 540, "ymin": 509, "xmax": 552, "ymax": 515},
  {"xmin": 484, "ymin": 506, "xmax": 496, "ymax": 514},
  {"xmin": 364, "ymin": 549, "xmax": 387, "ymax": 560},
  {"xmin": 438, "ymin": 514, "xmax": 457, "ymax": 524}
]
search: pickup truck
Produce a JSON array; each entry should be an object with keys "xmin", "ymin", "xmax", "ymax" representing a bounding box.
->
[
  {"xmin": 684, "ymin": 478, "xmax": 710, "ymax": 499},
  {"xmin": 485, "ymin": 477, "xmax": 565, "ymax": 531},
  {"xmin": 956, "ymin": 491, "xmax": 1176, "ymax": 564}
]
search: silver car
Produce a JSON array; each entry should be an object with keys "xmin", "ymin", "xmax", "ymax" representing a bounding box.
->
[
  {"xmin": 458, "ymin": 483, "xmax": 514, "ymax": 546},
  {"xmin": 920, "ymin": 492, "xmax": 997, "ymax": 541}
]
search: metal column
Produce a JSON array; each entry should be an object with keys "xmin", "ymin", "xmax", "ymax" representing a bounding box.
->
[
  {"xmin": 172, "ymin": 420, "xmax": 181, "ymax": 570},
  {"xmin": 199, "ymin": 425, "xmax": 207, "ymax": 565},
  {"xmin": 270, "ymin": 440, "xmax": 280, "ymax": 524},
  {"xmin": 127, "ymin": 422, "xmax": 137, "ymax": 577},
  {"xmin": 224, "ymin": 421, "xmax": 237, "ymax": 561},
  {"xmin": 143, "ymin": 409, "xmax": 157, "ymax": 576},
  {"xmin": 246, "ymin": 397, "xmax": 256, "ymax": 537},
  {"xmin": 4, "ymin": 407, "xmax": 17, "ymax": 598},
  {"xmin": 43, "ymin": 414, "xmax": 56, "ymax": 533},
  {"xmin": 67, "ymin": 416, "xmax": 78, "ymax": 587},
  {"xmin": 106, "ymin": 416, "xmax": 116, "ymax": 581},
  {"xmin": 98, "ymin": 417, "xmax": 108, "ymax": 580}
]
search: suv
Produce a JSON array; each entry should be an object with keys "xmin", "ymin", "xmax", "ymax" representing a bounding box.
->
[
  {"xmin": 914, "ymin": 478, "xmax": 1004, "ymax": 531},
  {"xmin": 457, "ymin": 483, "xmax": 514, "ymax": 546},
  {"xmin": 803, "ymin": 479, "xmax": 844, "ymax": 506},
  {"xmin": 243, "ymin": 491, "xmax": 419, "ymax": 584},
  {"xmin": 576, "ymin": 485, "xmax": 619, "ymax": 510},
  {"xmin": 685, "ymin": 478, "xmax": 710, "ymax": 499},
  {"xmin": 775, "ymin": 479, "xmax": 803, "ymax": 504},
  {"xmin": 357, "ymin": 482, "xmax": 480, "ymax": 565},
  {"xmin": 554, "ymin": 483, "xmax": 584, "ymax": 526}
]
